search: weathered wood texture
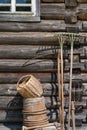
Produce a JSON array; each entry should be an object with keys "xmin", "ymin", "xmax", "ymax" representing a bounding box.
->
[
  {"xmin": 0, "ymin": 109, "xmax": 87, "ymax": 123},
  {"xmin": 0, "ymin": 32, "xmax": 86, "ymax": 45},
  {"xmin": 0, "ymin": 0, "xmax": 87, "ymax": 129},
  {"xmin": 0, "ymin": 45, "xmax": 87, "ymax": 59},
  {"xmin": 41, "ymin": 4, "xmax": 87, "ymax": 20},
  {"xmin": 0, "ymin": 21, "xmax": 87, "ymax": 32},
  {"xmin": 0, "ymin": 83, "xmax": 87, "ymax": 96},
  {"xmin": 0, "ymin": 4, "xmax": 87, "ymax": 22},
  {"xmin": 0, "ymin": 73, "xmax": 87, "ymax": 84},
  {"xmin": 42, "ymin": 0, "xmax": 87, "ymax": 3},
  {"xmin": 0, "ymin": 59, "xmax": 86, "ymax": 72},
  {"xmin": 0, "ymin": 96, "xmax": 61, "ymax": 110}
]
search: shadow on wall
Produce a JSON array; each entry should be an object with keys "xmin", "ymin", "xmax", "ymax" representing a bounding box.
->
[{"xmin": 3, "ymin": 93, "xmax": 23, "ymax": 130}]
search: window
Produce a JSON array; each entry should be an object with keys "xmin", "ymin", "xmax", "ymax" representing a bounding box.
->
[{"xmin": 0, "ymin": 0, "xmax": 40, "ymax": 22}]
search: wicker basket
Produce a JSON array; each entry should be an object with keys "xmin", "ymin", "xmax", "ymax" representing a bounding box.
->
[{"xmin": 17, "ymin": 75, "xmax": 43, "ymax": 98}]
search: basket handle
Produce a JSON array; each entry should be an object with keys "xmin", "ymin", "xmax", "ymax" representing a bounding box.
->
[{"xmin": 17, "ymin": 74, "xmax": 31, "ymax": 88}]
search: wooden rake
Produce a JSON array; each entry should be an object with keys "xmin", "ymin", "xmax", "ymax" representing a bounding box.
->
[
  {"xmin": 68, "ymin": 34, "xmax": 76, "ymax": 130},
  {"xmin": 57, "ymin": 34, "xmax": 64, "ymax": 130}
]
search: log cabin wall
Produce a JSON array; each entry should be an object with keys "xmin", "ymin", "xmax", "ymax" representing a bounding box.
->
[{"xmin": 0, "ymin": 0, "xmax": 87, "ymax": 129}]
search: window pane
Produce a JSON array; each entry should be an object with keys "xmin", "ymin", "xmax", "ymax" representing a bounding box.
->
[
  {"xmin": 0, "ymin": 0, "xmax": 11, "ymax": 3},
  {"xmin": 0, "ymin": 7, "xmax": 10, "ymax": 11},
  {"xmin": 16, "ymin": 6, "xmax": 31, "ymax": 11},
  {"xmin": 16, "ymin": 0, "xmax": 31, "ymax": 4}
]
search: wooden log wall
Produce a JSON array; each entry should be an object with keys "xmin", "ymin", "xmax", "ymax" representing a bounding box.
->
[{"xmin": 0, "ymin": 0, "xmax": 87, "ymax": 129}]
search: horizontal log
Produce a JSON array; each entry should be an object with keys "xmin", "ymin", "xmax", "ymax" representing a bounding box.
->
[
  {"xmin": 0, "ymin": 109, "xmax": 59, "ymax": 123},
  {"xmin": 0, "ymin": 83, "xmax": 87, "ymax": 96},
  {"xmin": 0, "ymin": 32, "xmax": 86, "ymax": 45},
  {"xmin": 0, "ymin": 108, "xmax": 86, "ymax": 123},
  {"xmin": 0, "ymin": 59, "xmax": 86, "ymax": 72},
  {"xmin": 0, "ymin": 95, "xmax": 86, "ymax": 111},
  {"xmin": 0, "ymin": 45, "xmax": 86, "ymax": 59},
  {"xmin": 0, "ymin": 73, "xmax": 87, "ymax": 83},
  {"xmin": 42, "ymin": 0, "xmax": 64, "ymax": 2},
  {"xmin": 0, "ymin": 20, "xmax": 66, "ymax": 32},
  {"xmin": 0, "ymin": 20, "xmax": 85, "ymax": 32},
  {"xmin": 0, "ymin": 96, "xmax": 60, "ymax": 110},
  {"xmin": 0, "ymin": 45, "xmax": 58, "ymax": 59},
  {"xmin": 41, "ymin": 3, "xmax": 87, "ymax": 20},
  {"xmin": 0, "ymin": 32, "xmax": 58, "ymax": 45},
  {"xmin": 0, "ymin": 124, "xmax": 22, "ymax": 130},
  {"xmin": 0, "ymin": 110, "xmax": 22, "ymax": 123},
  {"xmin": 65, "ymin": 96, "xmax": 87, "ymax": 108},
  {"xmin": 0, "ymin": 59, "xmax": 58, "ymax": 72},
  {"xmin": 41, "ymin": 0, "xmax": 87, "ymax": 3},
  {"xmin": 65, "ymin": 62, "xmax": 86, "ymax": 72},
  {"xmin": 0, "ymin": 124, "xmax": 87, "ymax": 130}
]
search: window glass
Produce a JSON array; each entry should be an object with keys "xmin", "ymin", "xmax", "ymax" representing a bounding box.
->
[
  {"xmin": 0, "ymin": 0, "xmax": 11, "ymax": 3},
  {"xmin": 0, "ymin": 6, "xmax": 10, "ymax": 11},
  {"xmin": 16, "ymin": 0, "xmax": 31, "ymax": 4},
  {"xmin": 16, "ymin": 7, "xmax": 31, "ymax": 11}
]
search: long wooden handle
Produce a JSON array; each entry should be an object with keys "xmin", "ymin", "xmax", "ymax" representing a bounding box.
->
[
  {"xmin": 60, "ymin": 44, "xmax": 64, "ymax": 130},
  {"xmin": 72, "ymin": 101, "xmax": 76, "ymax": 130},
  {"xmin": 57, "ymin": 52, "xmax": 62, "ymax": 124},
  {"xmin": 68, "ymin": 41, "xmax": 74, "ymax": 130}
]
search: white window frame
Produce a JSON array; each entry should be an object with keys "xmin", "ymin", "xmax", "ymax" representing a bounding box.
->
[{"xmin": 0, "ymin": 0, "xmax": 40, "ymax": 22}]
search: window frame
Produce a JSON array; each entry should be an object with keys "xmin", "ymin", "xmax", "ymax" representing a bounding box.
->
[{"xmin": 0, "ymin": 0, "xmax": 40, "ymax": 22}]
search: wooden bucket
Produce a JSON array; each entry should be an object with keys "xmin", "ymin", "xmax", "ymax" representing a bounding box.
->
[
  {"xmin": 16, "ymin": 75, "xmax": 43, "ymax": 98},
  {"xmin": 23, "ymin": 97, "xmax": 48, "ymax": 127},
  {"xmin": 23, "ymin": 97, "xmax": 46, "ymax": 112}
]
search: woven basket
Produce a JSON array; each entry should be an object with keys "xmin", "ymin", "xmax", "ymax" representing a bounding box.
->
[{"xmin": 17, "ymin": 75, "xmax": 43, "ymax": 98}]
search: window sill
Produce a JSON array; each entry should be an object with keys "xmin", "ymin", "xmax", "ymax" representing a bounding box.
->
[{"xmin": 0, "ymin": 13, "xmax": 40, "ymax": 22}]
